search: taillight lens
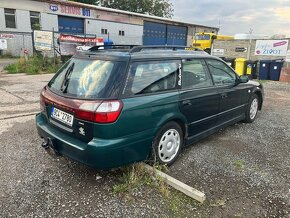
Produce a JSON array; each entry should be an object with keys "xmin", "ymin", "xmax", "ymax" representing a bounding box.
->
[
  {"xmin": 40, "ymin": 89, "xmax": 45, "ymax": 111},
  {"xmin": 95, "ymin": 101, "xmax": 123, "ymax": 123},
  {"xmin": 76, "ymin": 100, "xmax": 123, "ymax": 124}
]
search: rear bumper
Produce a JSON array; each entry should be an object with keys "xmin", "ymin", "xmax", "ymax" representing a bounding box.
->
[{"xmin": 36, "ymin": 113, "xmax": 153, "ymax": 169}]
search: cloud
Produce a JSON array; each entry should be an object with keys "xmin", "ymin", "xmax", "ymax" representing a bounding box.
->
[{"xmin": 171, "ymin": 0, "xmax": 290, "ymax": 36}]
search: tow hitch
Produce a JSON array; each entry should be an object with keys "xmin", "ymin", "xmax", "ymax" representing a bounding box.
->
[{"xmin": 41, "ymin": 138, "xmax": 61, "ymax": 156}]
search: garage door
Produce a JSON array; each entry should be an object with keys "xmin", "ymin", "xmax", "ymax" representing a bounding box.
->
[
  {"xmin": 58, "ymin": 16, "xmax": 84, "ymax": 34},
  {"xmin": 143, "ymin": 21, "xmax": 187, "ymax": 46},
  {"xmin": 167, "ymin": 25, "xmax": 187, "ymax": 46},
  {"xmin": 143, "ymin": 21, "xmax": 166, "ymax": 45}
]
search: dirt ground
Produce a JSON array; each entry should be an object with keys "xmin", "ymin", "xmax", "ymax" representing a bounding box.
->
[{"xmin": 0, "ymin": 62, "xmax": 289, "ymax": 217}]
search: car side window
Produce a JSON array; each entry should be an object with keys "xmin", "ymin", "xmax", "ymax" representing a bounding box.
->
[
  {"xmin": 206, "ymin": 59, "xmax": 237, "ymax": 86},
  {"xmin": 182, "ymin": 59, "xmax": 213, "ymax": 89},
  {"xmin": 124, "ymin": 60, "xmax": 180, "ymax": 96}
]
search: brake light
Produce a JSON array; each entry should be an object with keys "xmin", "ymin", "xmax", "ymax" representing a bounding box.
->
[{"xmin": 76, "ymin": 100, "xmax": 123, "ymax": 123}]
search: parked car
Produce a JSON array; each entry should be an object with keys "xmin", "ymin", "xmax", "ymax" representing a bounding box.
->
[{"xmin": 36, "ymin": 46, "xmax": 264, "ymax": 169}]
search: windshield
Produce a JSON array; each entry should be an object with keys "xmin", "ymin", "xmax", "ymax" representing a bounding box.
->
[
  {"xmin": 48, "ymin": 58, "xmax": 125, "ymax": 99},
  {"xmin": 195, "ymin": 34, "xmax": 211, "ymax": 40}
]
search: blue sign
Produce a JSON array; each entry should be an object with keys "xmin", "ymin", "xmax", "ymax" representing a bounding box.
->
[
  {"xmin": 82, "ymin": 8, "xmax": 91, "ymax": 17},
  {"xmin": 50, "ymin": 5, "xmax": 58, "ymax": 12}
]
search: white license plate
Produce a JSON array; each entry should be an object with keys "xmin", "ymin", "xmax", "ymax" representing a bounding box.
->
[{"xmin": 51, "ymin": 107, "xmax": 74, "ymax": 126}]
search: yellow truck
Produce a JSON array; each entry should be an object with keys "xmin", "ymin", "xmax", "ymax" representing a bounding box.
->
[{"xmin": 192, "ymin": 32, "xmax": 234, "ymax": 53}]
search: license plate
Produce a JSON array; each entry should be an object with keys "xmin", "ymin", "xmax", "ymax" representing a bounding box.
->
[{"xmin": 51, "ymin": 107, "xmax": 74, "ymax": 126}]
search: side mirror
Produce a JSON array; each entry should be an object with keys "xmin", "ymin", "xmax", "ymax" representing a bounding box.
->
[
  {"xmin": 239, "ymin": 75, "xmax": 249, "ymax": 83},
  {"xmin": 212, "ymin": 35, "xmax": 217, "ymax": 40}
]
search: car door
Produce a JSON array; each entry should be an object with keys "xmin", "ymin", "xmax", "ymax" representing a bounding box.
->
[
  {"xmin": 179, "ymin": 59, "xmax": 220, "ymax": 138},
  {"xmin": 205, "ymin": 59, "xmax": 245, "ymax": 125}
]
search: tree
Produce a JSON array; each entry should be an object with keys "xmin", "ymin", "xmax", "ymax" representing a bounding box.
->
[
  {"xmin": 101, "ymin": 0, "xmax": 174, "ymax": 18},
  {"xmin": 69, "ymin": 0, "xmax": 99, "ymax": 5}
]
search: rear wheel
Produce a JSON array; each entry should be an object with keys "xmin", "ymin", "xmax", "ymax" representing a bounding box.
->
[
  {"xmin": 151, "ymin": 122, "xmax": 183, "ymax": 166},
  {"xmin": 244, "ymin": 94, "xmax": 259, "ymax": 123}
]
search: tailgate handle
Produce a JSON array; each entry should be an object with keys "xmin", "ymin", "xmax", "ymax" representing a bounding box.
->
[{"xmin": 182, "ymin": 100, "xmax": 192, "ymax": 106}]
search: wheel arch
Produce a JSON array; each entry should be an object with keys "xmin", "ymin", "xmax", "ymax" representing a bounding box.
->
[
  {"xmin": 253, "ymin": 90, "xmax": 263, "ymax": 110},
  {"xmin": 154, "ymin": 114, "xmax": 188, "ymax": 140}
]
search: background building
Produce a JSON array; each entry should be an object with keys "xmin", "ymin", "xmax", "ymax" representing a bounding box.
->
[{"xmin": 0, "ymin": 0, "xmax": 218, "ymax": 56}]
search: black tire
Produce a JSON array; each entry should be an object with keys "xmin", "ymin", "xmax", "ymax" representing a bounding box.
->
[
  {"xmin": 151, "ymin": 122, "xmax": 183, "ymax": 166},
  {"xmin": 244, "ymin": 94, "xmax": 259, "ymax": 123}
]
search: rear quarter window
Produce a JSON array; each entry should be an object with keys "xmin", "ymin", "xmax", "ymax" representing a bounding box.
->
[{"xmin": 123, "ymin": 60, "xmax": 180, "ymax": 96}]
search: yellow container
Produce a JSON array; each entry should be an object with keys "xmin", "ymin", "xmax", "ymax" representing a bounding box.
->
[{"xmin": 235, "ymin": 58, "xmax": 247, "ymax": 76}]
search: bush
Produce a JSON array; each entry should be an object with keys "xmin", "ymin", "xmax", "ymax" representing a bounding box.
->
[{"xmin": 4, "ymin": 55, "xmax": 62, "ymax": 75}]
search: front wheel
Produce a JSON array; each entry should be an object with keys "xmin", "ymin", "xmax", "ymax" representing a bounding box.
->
[
  {"xmin": 244, "ymin": 94, "xmax": 259, "ymax": 123},
  {"xmin": 151, "ymin": 122, "xmax": 183, "ymax": 166}
]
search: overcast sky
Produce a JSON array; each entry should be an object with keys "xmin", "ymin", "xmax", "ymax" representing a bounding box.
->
[{"xmin": 171, "ymin": 0, "xmax": 290, "ymax": 36}]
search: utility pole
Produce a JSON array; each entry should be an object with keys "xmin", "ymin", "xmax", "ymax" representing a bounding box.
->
[{"xmin": 247, "ymin": 28, "xmax": 253, "ymax": 60}]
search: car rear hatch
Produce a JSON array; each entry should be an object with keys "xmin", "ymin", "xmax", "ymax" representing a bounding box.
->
[{"xmin": 40, "ymin": 56, "xmax": 127, "ymax": 143}]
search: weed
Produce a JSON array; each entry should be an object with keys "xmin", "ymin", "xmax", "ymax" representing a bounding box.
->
[
  {"xmin": 234, "ymin": 160, "xmax": 245, "ymax": 170},
  {"xmin": 112, "ymin": 163, "xmax": 201, "ymax": 216},
  {"xmin": 4, "ymin": 55, "xmax": 62, "ymax": 75}
]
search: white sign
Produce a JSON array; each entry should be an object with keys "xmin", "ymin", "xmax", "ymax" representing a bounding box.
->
[
  {"xmin": 212, "ymin": 49, "xmax": 225, "ymax": 56},
  {"xmin": 0, "ymin": 39, "xmax": 8, "ymax": 50},
  {"xmin": 46, "ymin": 3, "xmax": 93, "ymax": 18},
  {"xmin": 255, "ymin": 40, "xmax": 289, "ymax": 56},
  {"xmin": 34, "ymin": 31, "xmax": 53, "ymax": 51},
  {"xmin": 286, "ymin": 50, "xmax": 290, "ymax": 62}
]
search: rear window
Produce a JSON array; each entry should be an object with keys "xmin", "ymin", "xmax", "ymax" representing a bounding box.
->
[{"xmin": 48, "ymin": 58, "xmax": 126, "ymax": 99}]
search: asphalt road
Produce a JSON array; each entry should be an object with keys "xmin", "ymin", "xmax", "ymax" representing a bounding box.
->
[{"xmin": 0, "ymin": 64, "xmax": 289, "ymax": 217}]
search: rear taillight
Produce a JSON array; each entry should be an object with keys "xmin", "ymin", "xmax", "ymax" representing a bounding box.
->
[
  {"xmin": 76, "ymin": 100, "xmax": 123, "ymax": 124},
  {"xmin": 40, "ymin": 89, "xmax": 45, "ymax": 111}
]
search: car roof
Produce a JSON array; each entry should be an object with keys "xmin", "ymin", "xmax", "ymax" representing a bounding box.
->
[{"xmin": 74, "ymin": 48, "xmax": 221, "ymax": 61}]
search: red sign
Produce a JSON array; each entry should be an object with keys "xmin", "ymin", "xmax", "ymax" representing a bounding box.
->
[
  {"xmin": 0, "ymin": 34, "xmax": 14, "ymax": 39},
  {"xmin": 60, "ymin": 5, "xmax": 81, "ymax": 16},
  {"xmin": 24, "ymin": 49, "xmax": 28, "ymax": 54},
  {"xmin": 59, "ymin": 34, "xmax": 103, "ymax": 43},
  {"xmin": 273, "ymin": 41, "xmax": 287, "ymax": 47}
]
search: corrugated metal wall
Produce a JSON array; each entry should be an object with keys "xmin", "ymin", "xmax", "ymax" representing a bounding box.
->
[{"xmin": 143, "ymin": 21, "xmax": 187, "ymax": 46}]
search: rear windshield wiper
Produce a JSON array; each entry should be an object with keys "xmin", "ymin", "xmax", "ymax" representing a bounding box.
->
[{"xmin": 60, "ymin": 63, "xmax": 75, "ymax": 93}]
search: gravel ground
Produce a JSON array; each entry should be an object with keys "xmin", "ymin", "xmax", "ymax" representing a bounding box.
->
[
  {"xmin": 0, "ymin": 68, "xmax": 289, "ymax": 217},
  {"xmin": 170, "ymin": 82, "xmax": 290, "ymax": 217}
]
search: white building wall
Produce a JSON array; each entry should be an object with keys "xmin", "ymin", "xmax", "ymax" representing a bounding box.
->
[
  {"xmin": 41, "ymin": 13, "xmax": 58, "ymax": 32},
  {"xmin": 86, "ymin": 19, "xmax": 143, "ymax": 44},
  {"xmin": 0, "ymin": 8, "xmax": 5, "ymax": 31}
]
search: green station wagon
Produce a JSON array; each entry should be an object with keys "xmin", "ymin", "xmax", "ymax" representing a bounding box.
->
[{"xmin": 36, "ymin": 46, "xmax": 264, "ymax": 169}]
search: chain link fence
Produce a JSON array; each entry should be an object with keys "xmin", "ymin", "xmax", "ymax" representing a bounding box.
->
[{"xmin": 0, "ymin": 30, "xmax": 142, "ymax": 58}]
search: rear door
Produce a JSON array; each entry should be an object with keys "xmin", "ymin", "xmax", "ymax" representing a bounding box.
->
[
  {"xmin": 179, "ymin": 59, "xmax": 220, "ymax": 137},
  {"xmin": 205, "ymin": 59, "xmax": 244, "ymax": 125}
]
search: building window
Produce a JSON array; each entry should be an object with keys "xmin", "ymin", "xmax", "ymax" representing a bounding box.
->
[
  {"xmin": 30, "ymin": 11, "xmax": 40, "ymax": 30},
  {"xmin": 119, "ymin": 30, "xmax": 125, "ymax": 36},
  {"xmin": 4, "ymin": 8, "xmax": 16, "ymax": 28},
  {"xmin": 101, "ymin": 28, "xmax": 108, "ymax": 34}
]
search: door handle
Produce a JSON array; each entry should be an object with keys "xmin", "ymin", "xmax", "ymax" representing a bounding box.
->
[
  {"xmin": 182, "ymin": 100, "xmax": 192, "ymax": 106},
  {"xmin": 221, "ymin": 93, "xmax": 228, "ymax": 99}
]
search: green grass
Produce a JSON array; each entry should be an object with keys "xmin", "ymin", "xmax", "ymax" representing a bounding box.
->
[
  {"xmin": 257, "ymin": 80, "xmax": 270, "ymax": 84},
  {"xmin": 112, "ymin": 163, "xmax": 201, "ymax": 216},
  {"xmin": 233, "ymin": 160, "xmax": 246, "ymax": 170},
  {"xmin": 4, "ymin": 55, "xmax": 61, "ymax": 75},
  {"xmin": 0, "ymin": 54, "xmax": 19, "ymax": 59}
]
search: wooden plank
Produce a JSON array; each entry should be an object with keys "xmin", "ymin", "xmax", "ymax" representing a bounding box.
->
[{"xmin": 142, "ymin": 163, "xmax": 206, "ymax": 203}]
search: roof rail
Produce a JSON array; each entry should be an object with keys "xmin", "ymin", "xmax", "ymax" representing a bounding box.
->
[
  {"xmin": 129, "ymin": 45, "xmax": 203, "ymax": 53},
  {"xmin": 89, "ymin": 44, "xmax": 139, "ymax": 51}
]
